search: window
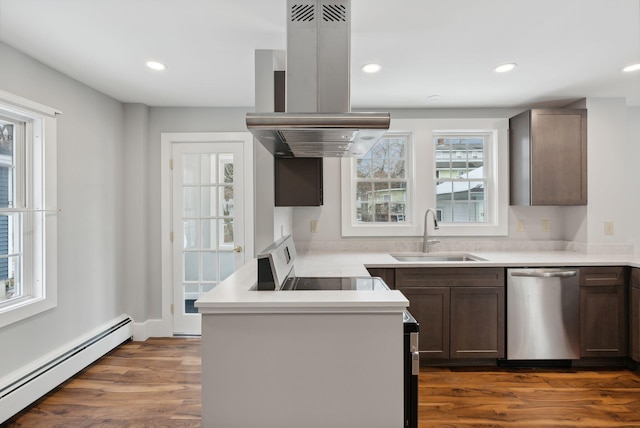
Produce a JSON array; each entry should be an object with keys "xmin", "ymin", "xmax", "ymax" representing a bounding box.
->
[
  {"xmin": 355, "ymin": 134, "xmax": 408, "ymax": 223},
  {"xmin": 342, "ymin": 133, "xmax": 417, "ymax": 236},
  {"xmin": 342, "ymin": 118, "xmax": 508, "ymax": 237},
  {"xmin": 434, "ymin": 134, "xmax": 488, "ymax": 223},
  {"xmin": 0, "ymin": 91, "xmax": 58, "ymax": 328}
]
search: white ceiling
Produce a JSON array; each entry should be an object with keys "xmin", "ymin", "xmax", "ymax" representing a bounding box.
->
[{"xmin": 1, "ymin": 0, "xmax": 639, "ymax": 109}]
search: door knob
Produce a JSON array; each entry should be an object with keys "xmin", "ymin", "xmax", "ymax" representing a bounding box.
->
[{"xmin": 234, "ymin": 246, "xmax": 243, "ymax": 253}]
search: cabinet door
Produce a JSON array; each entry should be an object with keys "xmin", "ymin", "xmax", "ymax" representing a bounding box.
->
[
  {"xmin": 580, "ymin": 285, "xmax": 628, "ymax": 357},
  {"xmin": 398, "ymin": 286, "xmax": 449, "ymax": 360},
  {"xmin": 530, "ymin": 109, "xmax": 587, "ymax": 205},
  {"xmin": 274, "ymin": 158, "xmax": 323, "ymax": 206},
  {"xmin": 450, "ymin": 286, "xmax": 505, "ymax": 359},
  {"xmin": 631, "ymin": 269, "xmax": 640, "ymax": 362}
]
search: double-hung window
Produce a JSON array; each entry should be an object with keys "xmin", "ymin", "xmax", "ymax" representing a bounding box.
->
[
  {"xmin": 342, "ymin": 118, "xmax": 508, "ymax": 237},
  {"xmin": 434, "ymin": 133, "xmax": 488, "ymax": 223},
  {"xmin": 341, "ymin": 133, "xmax": 415, "ymax": 236},
  {"xmin": 0, "ymin": 91, "xmax": 58, "ymax": 328}
]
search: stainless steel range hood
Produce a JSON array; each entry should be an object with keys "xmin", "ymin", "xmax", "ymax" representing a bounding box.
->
[{"xmin": 246, "ymin": 0, "xmax": 390, "ymax": 158}]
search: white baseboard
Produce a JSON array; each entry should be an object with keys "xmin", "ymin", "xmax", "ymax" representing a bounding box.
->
[
  {"xmin": 131, "ymin": 318, "xmax": 169, "ymax": 341},
  {"xmin": 0, "ymin": 314, "xmax": 133, "ymax": 424}
]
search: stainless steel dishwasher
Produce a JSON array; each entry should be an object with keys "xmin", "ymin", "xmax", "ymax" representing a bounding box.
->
[{"xmin": 507, "ymin": 268, "xmax": 580, "ymax": 360}]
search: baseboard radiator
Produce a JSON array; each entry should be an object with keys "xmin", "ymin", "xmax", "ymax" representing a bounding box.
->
[{"xmin": 0, "ymin": 315, "xmax": 133, "ymax": 423}]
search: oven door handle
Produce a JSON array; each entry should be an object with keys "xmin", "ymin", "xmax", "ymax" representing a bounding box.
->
[
  {"xmin": 411, "ymin": 351, "xmax": 420, "ymax": 376},
  {"xmin": 409, "ymin": 331, "xmax": 419, "ymax": 375}
]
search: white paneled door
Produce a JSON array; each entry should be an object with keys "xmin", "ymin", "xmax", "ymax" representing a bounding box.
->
[{"xmin": 171, "ymin": 139, "xmax": 246, "ymax": 335}]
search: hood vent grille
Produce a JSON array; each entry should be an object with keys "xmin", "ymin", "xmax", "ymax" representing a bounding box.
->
[
  {"xmin": 291, "ymin": 4, "xmax": 315, "ymax": 22},
  {"xmin": 322, "ymin": 4, "xmax": 346, "ymax": 21}
]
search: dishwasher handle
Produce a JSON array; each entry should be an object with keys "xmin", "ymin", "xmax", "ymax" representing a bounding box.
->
[{"xmin": 510, "ymin": 269, "xmax": 577, "ymax": 278}]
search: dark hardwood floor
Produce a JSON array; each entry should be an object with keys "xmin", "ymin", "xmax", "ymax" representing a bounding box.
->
[{"xmin": 5, "ymin": 338, "xmax": 640, "ymax": 427}]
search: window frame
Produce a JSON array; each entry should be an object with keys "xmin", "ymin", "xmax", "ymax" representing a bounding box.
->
[
  {"xmin": 0, "ymin": 90, "xmax": 58, "ymax": 329},
  {"xmin": 341, "ymin": 118, "xmax": 508, "ymax": 238}
]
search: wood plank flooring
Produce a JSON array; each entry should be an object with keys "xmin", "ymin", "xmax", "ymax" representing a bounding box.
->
[{"xmin": 5, "ymin": 338, "xmax": 640, "ymax": 427}]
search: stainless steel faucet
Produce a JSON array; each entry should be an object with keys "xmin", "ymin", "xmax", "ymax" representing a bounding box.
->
[{"xmin": 422, "ymin": 209, "xmax": 440, "ymax": 252}]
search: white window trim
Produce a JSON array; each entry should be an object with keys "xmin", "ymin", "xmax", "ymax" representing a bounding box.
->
[
  {"xmin": 0, "ymin": 91, "xmax": 58, "ymax": 329},
  {"xmin": 341, "ymin": 118, "xmax": 508, "ymax": 238}
]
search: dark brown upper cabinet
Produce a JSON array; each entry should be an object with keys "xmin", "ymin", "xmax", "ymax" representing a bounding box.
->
[
  {"xmin": 509, "ymin": 109, "xmax": 587, "ymax": 206},
  {"xmin": 273, "ymin": 70, "xmax": 323, "ymax": 207},
  {"xmin": 274, "ymin": 157, "xmax": 323, "ymax": 206}
]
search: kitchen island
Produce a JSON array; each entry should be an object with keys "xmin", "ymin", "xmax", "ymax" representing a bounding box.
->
[{"xmin": 196, "ymin": 256, "xmax": 409, "ymax": 428}]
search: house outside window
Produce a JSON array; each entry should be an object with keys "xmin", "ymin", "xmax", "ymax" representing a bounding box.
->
[{"xmin": 0, "ymin": 91, "xmax": 58, "ymax": 328}]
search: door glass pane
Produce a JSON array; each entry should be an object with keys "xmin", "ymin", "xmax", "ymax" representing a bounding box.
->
[
  {"xmin": 202, "ymin": 252, "xmax": 218, "ymax": 281},
  {"xmin": 201, "ymin": 219, "xmax": 215, "ymax": 249},
  {"xmin": 220, "ymin": 186, "xmax": 234, "ymax": 217},
  {"xmin": 183, "ymin": 154, "xmax": 199, "ymax": 185},
  {"xmin": 201, "ymin": 186, "xmax": 216, "ymax": 217},
  {"xmin": 219, "ymin": 219, "xmax": 234, "ymax": 247},
  {"xmin": 200, "ymin": 154, "xmax": 216, "ymax": 185},
  {"xmin": 183, "ymin": 187, "xmax": 198, "ymax": 217},
  {"xmin": 183, "ymin": 219, "xmax": 198, "ymax": 249},
  {"xmin": 184, "ymin": 252, "xmax": 199, "ymax": 281},
  {"xmin": 220, "ymin": 154, "xmax": 234, "ymax": 183}
]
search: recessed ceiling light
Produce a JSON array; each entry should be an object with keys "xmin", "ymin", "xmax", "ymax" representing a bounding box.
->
[
  {"xmin": 361, "ymin": 63, "xmax": 382, "ymax": 73},
  {"xmin": 622, "ymin": 63, "xmax": 640, "ymax": 72},
  {"xmin": 494, "ymin": 63, "xmax": 517, "ymax": 73},
  {"xmin": 146, "ymin": 61, "xmax": 167, "ymax": 71}
]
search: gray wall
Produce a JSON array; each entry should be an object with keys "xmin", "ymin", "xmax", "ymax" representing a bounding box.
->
[{"xmin": 0, "ymin": 42, "xmax": 126, "ymax": 377}]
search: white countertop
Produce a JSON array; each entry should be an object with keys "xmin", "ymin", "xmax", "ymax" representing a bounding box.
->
[
  {"xmin": 195, "ymin": 257, "xmax": 409, "ymax": 314},
  {"xmin": 196, "ymin": 250, "xmax": 640, "ymax": 314},
  {"xmin": 360, "ymin": 250, "xmax": 640, "ymax": 269}
]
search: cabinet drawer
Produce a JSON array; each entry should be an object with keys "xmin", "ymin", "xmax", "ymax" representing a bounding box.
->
[
  {"xmin": 395, "ymin": 267, "xmax": 504, "ymax": 288},
  {"xmin": 580, "ymin": 266, "xmax": 628, "ymax": 287}
]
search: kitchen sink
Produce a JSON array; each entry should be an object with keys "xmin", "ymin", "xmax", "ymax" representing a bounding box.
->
[{"xmin": 390, "ymin": 253, "xmax": 486, "ymax": 262}]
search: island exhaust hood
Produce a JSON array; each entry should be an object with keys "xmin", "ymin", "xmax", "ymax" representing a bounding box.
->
[{"xmin": 246, "ymin": 0, "xmax": 390, "ymax": 158}]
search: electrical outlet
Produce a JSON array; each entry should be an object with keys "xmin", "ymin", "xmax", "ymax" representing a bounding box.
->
[
  {"xmin": 542, "ymin": 219, "xmax": 550, "ymax": 233},
  {"xmin": 517, "ymin": 220, "xmax": 525, "ymax": 232},
  {"xmin": 604, "ymin": 221, "xmax": 614, "ymax": 235},
  {"xmin": 311, "ymin": 220, "xmax": 319, "ymax": 233}
]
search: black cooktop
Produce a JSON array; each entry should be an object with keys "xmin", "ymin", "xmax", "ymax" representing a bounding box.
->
[{"xmin": 280, "ymin": 276, "xmax": 389, "ymax": 291}]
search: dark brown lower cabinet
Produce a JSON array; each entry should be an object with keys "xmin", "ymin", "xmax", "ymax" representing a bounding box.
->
[
  {"xmin": 450, "ymin": 286, "xmax": 504, "ymax": 359},
  {"xmin": 579, "ymin": 267, "xmax": 628, "ymax": 357},
  {"xmin": 396, "ymin": 268, "xmax": 505, "ymax": 362},
  {"xmin": 398, "ymin": 286, "xmax": 449, "ymax": 359},
  {"xmin": 631, "ymin": 268, "xmax": 640, "ymax": 362}
]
